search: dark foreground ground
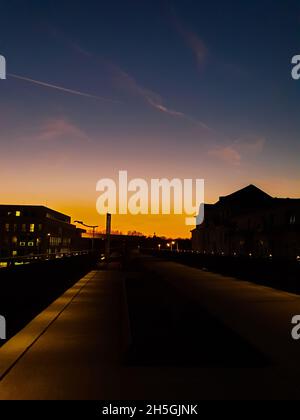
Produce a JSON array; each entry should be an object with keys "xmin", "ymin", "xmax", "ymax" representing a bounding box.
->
[
  {"xmin": 0, "ymin": 254, "xmax": 299, "ymax": 399},
  {"xmin": 147, "ymin": 250, "xmax": 300, "ymax": 294},
  {"xmin": 125, "ymin": 258, "xmax": 268, "ymax": 368},
  {"xmin": 0, "ymin": 254, "xmax": 96, "ymax": 345}
]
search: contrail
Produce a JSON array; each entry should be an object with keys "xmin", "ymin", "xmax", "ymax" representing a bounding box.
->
[{"xmin": 8, "ymin": 73, "xmax": 119, "ymax": 103}]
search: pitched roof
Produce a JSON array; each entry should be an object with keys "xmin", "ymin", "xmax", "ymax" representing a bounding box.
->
[{"xmin": 219, "ymin": 184, "xmax": 272, "ymax": 203}]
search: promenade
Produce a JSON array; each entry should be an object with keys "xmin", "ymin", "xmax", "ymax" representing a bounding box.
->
[{"xmin": 0, "ymin": 257, "xmax": 299, "ymax": 400}]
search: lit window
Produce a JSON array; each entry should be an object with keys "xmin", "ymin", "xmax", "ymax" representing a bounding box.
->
[
  {"xmin": 12, "ymin": 251, "xmax": 17, "ymax": 256},
  {"xmin": 5, "ymin": 224, "xmax": 10, "ymax": 232},
  {"xmin": 38, "ymin": 224, "xmax": 42, "ymax": 231},
  {"xmin": 0, "ymin": 262, "xmax": 8, "ymax": 268},
  {"xmin": 290, "ymin": 215, "xmax": 296, "ymax": 225},
  {"xmin": 20, "ymin": 242, "xmax": 26, "ymax": 247},
  {"xmin": 15, "ymin": 211, "xmax": 21, "ymax": 217},
  {"xmin": 30, "ymin": 224, "xmax": 35, "ymax": 233},
  {"xmin": 28, "ymin": 242, "xmax": 34, "ymax": 247}
]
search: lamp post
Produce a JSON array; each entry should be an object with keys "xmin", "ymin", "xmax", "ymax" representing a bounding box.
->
[
  {"xmin": 47, "ymin": 233, "xmax": 51, "ymax": 256},
  {"xmin": 74, "ymin": 221, "xmax": 98, "ymax": 251}
]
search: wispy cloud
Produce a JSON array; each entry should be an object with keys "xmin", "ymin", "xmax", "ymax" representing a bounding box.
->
[
  {"xmin": 208, "ymin": 136, "xmax": 266, "ymax": 166},
  {"xmin": 146, "ymin": 98, "xmax": 184, "ymax": 117},
  {"xmin": 168, "ymin": 9, "xmax": 207, "ymax": 70},
  {"xmin": 105, "ymin": 58, "xmax": 210, "ymax": 129},
  {"xmin": 2, "ymin": 118, "xmax": 92, "ymax": 161},
  {"xmin": 233, "ymin": 136, "xmax": 266, "ymax": 154},
  {"xmin": 208, "ymin": 145, "xmax": 241, "ymax": 166},
  {"xmin": 43, "ymin": 27, "xmax": 210, "ymax": 129},
  {"xmin": 8, "ymin": 73, "xmax": 119, "ymax": 103},
  {"xmin": 175, "ymin": 23, "xmax": 207, "ymax": 70},
  {"xmin": 34, "ymin": 118, "xmax": 90, "ymax": 144}
]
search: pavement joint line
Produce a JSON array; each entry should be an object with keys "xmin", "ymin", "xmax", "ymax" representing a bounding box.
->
[{"xmin": 0, "ymin": 270, "xmax": 97, "ymax": 382}]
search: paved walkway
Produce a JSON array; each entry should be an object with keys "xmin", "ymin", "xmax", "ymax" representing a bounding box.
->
[
  {"xmin": 0, "ymin": 270, "xmax": 128, "ymax": 400},
  {"xmin": 142, "ymin": 259, "xmax": 300, "ymax": 365},
  {"xmin": 0, "ymin": 260, "xmax": 300, "ymax": 399}
]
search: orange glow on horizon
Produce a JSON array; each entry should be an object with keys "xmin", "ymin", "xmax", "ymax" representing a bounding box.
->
[{"xmin": 1, "ymin": 162, "xmax": 299, "ymax": 238}]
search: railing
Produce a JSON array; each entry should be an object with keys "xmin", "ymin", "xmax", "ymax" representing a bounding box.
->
[
  {"xmin": 143, "ymin": 248, "xmax": 300, "ymax": 261},
  {"xmin": 0, "ymin": 250, "xmax": 93, "ymax": 269}
]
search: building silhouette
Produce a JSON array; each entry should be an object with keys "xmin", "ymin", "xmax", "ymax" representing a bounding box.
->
[
  {"xmin": 192, "ymin": 185, "xmax": 300, "ymax": 259},
  {"xmin": 0, "ymin": 205, "xmax": 85, "ymax": 257}
]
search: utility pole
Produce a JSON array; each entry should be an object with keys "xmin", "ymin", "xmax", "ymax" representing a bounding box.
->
[{"xmin": 105, "ymin": 213, "xmax": 111, "ymax": 261}]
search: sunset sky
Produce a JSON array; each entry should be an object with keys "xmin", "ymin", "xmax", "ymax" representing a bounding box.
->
[{"xmin": 0, "ymin": 0, "xmax": 300, "ymax": 237}]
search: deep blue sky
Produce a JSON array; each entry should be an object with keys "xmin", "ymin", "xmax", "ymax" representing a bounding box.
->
[{"xmin": 0, "ymin": 0, "xmax": 299, "ymax": 235}]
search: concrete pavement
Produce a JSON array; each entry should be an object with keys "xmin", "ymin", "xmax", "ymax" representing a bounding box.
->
[
  {"xmin": 0, "ymin": 270, "xmax": 128, "ymax": 399},
  {"xmin": 0, "ymin": 258, "xmax": 300, "ymax": 399},
  {"xmin": 140, "ymin": 258, "xmax": 300, "ymax": 365}
]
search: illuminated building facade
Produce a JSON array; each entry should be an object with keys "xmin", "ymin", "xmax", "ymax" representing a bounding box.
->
[{"xmin": 0, "ymin": 205, "xmax": 85, "ymax": 257}]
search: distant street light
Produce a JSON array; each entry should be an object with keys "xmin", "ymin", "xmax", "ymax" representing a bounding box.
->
[
  {"xmin": 47, "ymin": 233, "xmax": 51, "ymax": 256},
  {"xmin": 74, "ymin": 220, "xmax": 98, "ymax": 251}
]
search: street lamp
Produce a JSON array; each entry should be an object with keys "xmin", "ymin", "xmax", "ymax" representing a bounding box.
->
[
  {"xmin": 47, "ymin": 233, "xmax": 51, "ymax": 256},
  {"xmin": 74, "ymin": 220, "xmax": 98, "ymax": 251}
]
